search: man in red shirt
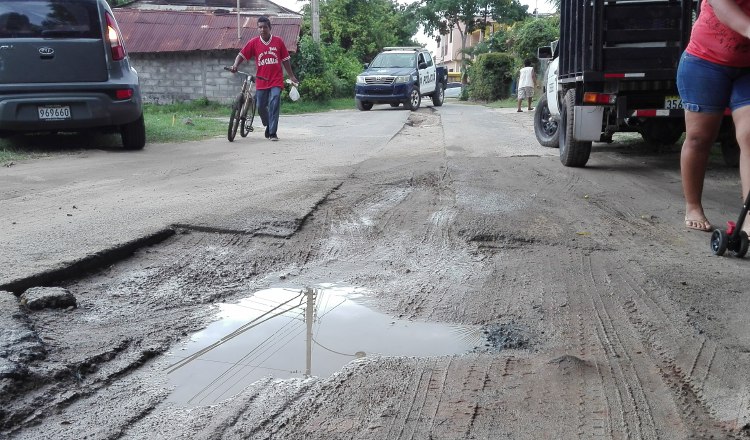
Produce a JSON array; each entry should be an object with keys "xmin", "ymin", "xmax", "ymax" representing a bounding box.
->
[{"xmin": 230, "ymin": 16, "xmax": 298, "ymax": 141}]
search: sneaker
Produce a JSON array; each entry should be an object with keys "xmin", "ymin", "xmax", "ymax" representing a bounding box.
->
[
  {"xmin": 264, "ymin": 127, "xmax": 270, "ymax": 139},
  {"xmin": 269, "ymin": 134, "xmax": 279, "ymax": 141}
]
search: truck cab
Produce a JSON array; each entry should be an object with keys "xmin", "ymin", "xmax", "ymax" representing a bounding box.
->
[{"xmin": 355, "ymin": 47, "xmax": 446, "ymax": 111}]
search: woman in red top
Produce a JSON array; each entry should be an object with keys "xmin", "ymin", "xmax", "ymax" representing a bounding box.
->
[
  {"xmin": 678, "ymin": 0, "xmax": 750, "ymax": 231},
  {"xmin": 230, "ymin": 16, "xmax": 298, "ymax": 141}
]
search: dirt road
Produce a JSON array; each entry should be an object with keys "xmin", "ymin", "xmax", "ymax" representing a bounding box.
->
[{"xmin": 2, "ymin": 103, "xmax": 750, "ymax": 439}]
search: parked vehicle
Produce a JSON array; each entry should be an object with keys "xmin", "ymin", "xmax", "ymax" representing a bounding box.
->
[
  {"xmin": 355, "ymin": 47, "xmax": 448, "ymax": 111},
  {"xmin": 444, "ymin": 82, "xmax": 462, "ymax": 99},
  {"xmin": 534, "ymin": 0, "xmax": 738, "ymax": 167},
  {"xmin": 0, "ymin": 0, "xmax": 146, "ymax": 150}
]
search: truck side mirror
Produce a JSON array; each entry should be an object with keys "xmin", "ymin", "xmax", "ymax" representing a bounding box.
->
[
  {"xmin": 537, "ymin": 46, "xmax": 553, "ymax": 60},
  {"xmin": 418, "ymin": 62, "xmax": 427, "ymax": 70}
]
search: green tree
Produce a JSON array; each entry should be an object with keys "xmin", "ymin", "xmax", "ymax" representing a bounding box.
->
[
  {"xmin": 420, "ymin": 0, "xmax": 528, "ymax": 74},
  {"xmin": 468, "ymin": 52, "xmax": 515, "ymax": 100},
  {"xmin": 302, "ymin": 0, "xmax": 421, "ymax": 63},
  {"xmin": 506, "ymin": 15, "xmax": 559, "ymax": 63}
]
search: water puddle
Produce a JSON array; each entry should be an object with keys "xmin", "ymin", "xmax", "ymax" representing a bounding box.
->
[{"xmin": 162, "ymin": 284, "xmax": 483, "ymax": 406}]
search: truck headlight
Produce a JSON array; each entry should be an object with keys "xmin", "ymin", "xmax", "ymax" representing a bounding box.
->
[
  {"xmin": 356, "ymin": 76, "xmax": 366, "ymax": 84},
  {"xmin": 394, "ymin": 75, "xmax": 411, "ymax": 83}
]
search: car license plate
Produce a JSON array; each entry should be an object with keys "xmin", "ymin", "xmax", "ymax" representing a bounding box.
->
[
  {"xmin": 38, "ymin": 105, "xmax": 71, "ymax": 120},
  {"xmin": 664, "ymin": 96, "xmax": 682, "ymax": 110}
]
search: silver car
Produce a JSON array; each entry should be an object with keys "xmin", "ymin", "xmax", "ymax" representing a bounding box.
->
[
  {"xmin": 0, "ymin": 0, "xmax": 145, "ymax": 149},
  {"xmin": 444, "ymin": 82, "xmax": 463, "ymax": 99}
]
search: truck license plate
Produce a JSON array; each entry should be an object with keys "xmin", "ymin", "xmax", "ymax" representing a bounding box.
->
[
  {"xmin": 664, "ymin": 96, "xmax": 682, "ymax": 110},
  {"xmin": 38, "ymin": 105, "xmax": 71, "ymax": 120}
]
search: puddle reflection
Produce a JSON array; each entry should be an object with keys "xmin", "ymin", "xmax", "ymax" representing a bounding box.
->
[{"xmin": 163, "ymin": 285, "xmax": 483, "ymax": 406}]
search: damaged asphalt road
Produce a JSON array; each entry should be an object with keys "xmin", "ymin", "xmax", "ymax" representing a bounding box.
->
[{"xmin": 2, "ymin": 104, "xmax": 750, "ymax": 439}]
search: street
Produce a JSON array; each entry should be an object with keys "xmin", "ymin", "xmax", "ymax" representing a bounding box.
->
[{"xmin": 2, "ymin": 101, "xmax": 750, "ymax": 439}]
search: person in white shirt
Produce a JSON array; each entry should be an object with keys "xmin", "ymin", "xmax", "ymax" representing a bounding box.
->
[{"xmin": 516, "ymin": 59, "xmax": 537, "ymax": 112}]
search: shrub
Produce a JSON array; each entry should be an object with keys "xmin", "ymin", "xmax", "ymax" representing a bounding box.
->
[{"xmin": 468, "ymin": 52, "xmax": 515, "ymax": 101}]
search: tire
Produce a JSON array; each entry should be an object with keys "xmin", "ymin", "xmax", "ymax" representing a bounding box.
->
[
  {"xmin": 711, "ymin": 229, "xmax": 728, "ymax": 256},
  {"xmin": 240, "ymin": 96, "xmax": 256, "ymax": 138},
  {"xmin": 121, "ymin": 114, "xmax": 146, "ymax": 150},
  {"xmin": 356, "ymin": 99, "xmax": 373, "ymax": 111},
  {"xmin": 533, "ymin": 95, "xmax": 559, "ymax": 148},
  {"xmin": 721, "ymin": 138, "xmax": 740, "ymax": 168},
  {"xmin": 559, "ymin": 89, "xmax": 592, "ymax": 167},
  {"xmin": 639, "ymin": 120, "xmax": 683, "ymax": 145},
  {"xmin": 405, "ymin": 87, "xmax": 421, "ymax": 111},
  {"xmin": 431, "ymin": 85, "xmax": 444, "ymax": 107},
  {"xmin": 732, "ymin": 231, "xmax": 749, "ymax": 258},
  {"xmin": 228, "ymin": 95, "xmax": 242, "ymax": 142}
]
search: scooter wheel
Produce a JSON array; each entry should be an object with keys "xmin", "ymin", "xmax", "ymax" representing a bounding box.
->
[
  {"xmin": 731, "ymin": 231, "xmax": 749, "ymax": 258},
  {"xmin": 711, "ymin": 229, "xmax": 728, "ymax": 256}
]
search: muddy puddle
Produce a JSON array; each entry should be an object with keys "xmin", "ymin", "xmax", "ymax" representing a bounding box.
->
[{"xmin": 162, "ymin": 284, "xmax": 484, "ymax": 406}]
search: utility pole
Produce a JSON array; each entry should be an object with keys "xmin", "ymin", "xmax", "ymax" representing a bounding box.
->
[
  {"xmin": 305, "ymin": 287, "xmax": 315, "ymax": 377},
  {"xmin": 311, "ymin": 0, "xmax": 320, "ymax": 43},
  {"xmin": 236, "ymin": 0, "xmax": 241, "ymax": 40}
]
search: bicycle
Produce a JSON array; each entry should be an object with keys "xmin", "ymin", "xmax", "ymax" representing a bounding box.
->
[{"xmin": 224, "ymin": 67, "xmax": 266, "ymax": 142}]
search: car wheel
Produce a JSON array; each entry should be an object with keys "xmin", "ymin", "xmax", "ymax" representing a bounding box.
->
[
  {"xmin": 121, "ymin": 114, "xmax": 146, "ymax": 150},
  {"xmin": 405, "ymin": 87, "xmax": 421, "ymax": 111},
  {"xmin": 356, "ymin": 99, "xmax": 373, "ymax": 111},
  {"xmin": 431, "ymin": 85, "xmax": 444, "ymax": 107}
]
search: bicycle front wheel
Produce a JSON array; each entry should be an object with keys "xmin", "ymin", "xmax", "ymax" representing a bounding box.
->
[
  {"xmin": 228, "ymin": 94, "xmax": 243, "ymax": 142},
  {"xmin": 240, "ymin": 95, "xmax": 256, "ymax": 138}
]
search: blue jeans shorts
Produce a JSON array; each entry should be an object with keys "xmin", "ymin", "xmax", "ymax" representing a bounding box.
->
[{"xmin": 677, "ymin": 51, "xmax": 750, "ymax": 113}]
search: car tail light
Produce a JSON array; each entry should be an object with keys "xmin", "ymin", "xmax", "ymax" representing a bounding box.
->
[
  {"xmin": 115, "ymin": 89, "xmax": 134, "ymax": 100},
  {"xmin": 583, "ymin": 92, "xmax": 616, "ymax": 105},
  {"xmin": 106, "ymin": 13, "xmax": 126, "ymax": 61}
]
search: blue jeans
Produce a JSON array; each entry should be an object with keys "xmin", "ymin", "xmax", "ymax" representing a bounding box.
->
[
  {"xmin": 677, "ymin": 51, "xmax": 750, "ymax": 113},
  {"xmin": 256, "ymin": 86, "xmax": 282, "ymax": 136}
]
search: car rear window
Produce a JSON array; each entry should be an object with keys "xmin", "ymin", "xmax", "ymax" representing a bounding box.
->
[{"xmin": 0, "ymin": 0, "xmax": 101, "ymax": 39}]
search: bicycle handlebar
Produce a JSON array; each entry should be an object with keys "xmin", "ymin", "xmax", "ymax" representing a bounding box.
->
[{"xmin": 223, "ymin": 66, "xmax": 270, "ymax": 82}]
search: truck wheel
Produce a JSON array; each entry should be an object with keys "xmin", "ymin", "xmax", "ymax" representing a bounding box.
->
[
  {"xmin": 559, "ymin": 89, "xmax": 591, "ymax": 167},
  {"xmin": 639, "ymin": 120, "xmax": 683, "ymax": 145},
  {"xmin": 405, "ymin": 87, "xmax": 421, "ymax": 111},
  {"xmin": 721, "ymin": 138, "xmax": 740, "ymax": 168},
  {"xmin": 356, "ymin": 99, "xmax": 373, "ymax": 111},
  {"xmin": 533, "ymin": 95, "xmax": 559, "ymax": 148},
  {"xmin": 431, "ymin": 85, "xmax": 444, "ymax": 107}
]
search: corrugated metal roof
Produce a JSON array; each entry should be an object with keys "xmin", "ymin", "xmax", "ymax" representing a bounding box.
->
[{"xmin": 113, "ymin": 9, "xmax": 301, "ymax": 54}]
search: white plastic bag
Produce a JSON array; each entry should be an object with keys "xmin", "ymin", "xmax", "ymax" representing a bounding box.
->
[{"xmin": 289, "ymin": 85, "xmax": 300, "ymax": 101}]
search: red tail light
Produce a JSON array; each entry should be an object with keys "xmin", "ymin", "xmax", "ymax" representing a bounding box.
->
[
  {"xmin": 115, "ymin": 89, "xmax": 134, "ymax": 100},
  {"xmin": 105, "ymin": 13, "xmax": 126, "ymax": 61},
  {"xmin": 583, "ymin": 92, "xmax": 616, "ymax": 105}
]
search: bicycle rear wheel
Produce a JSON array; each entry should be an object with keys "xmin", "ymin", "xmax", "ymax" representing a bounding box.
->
[
  {"xmin": 228, "ymin": 94, "xmax": 243, "ymax": 142},
  {"xmin": 240, "ymin": 95, "xmax": 256, "ymax": 138}
]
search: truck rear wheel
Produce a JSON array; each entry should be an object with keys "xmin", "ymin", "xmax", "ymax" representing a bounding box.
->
[
  {"xmin": 356, "ymin": 99, "xmax": 373, "ymax": 111},
  {"xmin": 405, "ymin": 87, "xmax": 421, "ymax": 111},
  {"xmin": 431, "ymin": 85, "xmax": 444, "ymax": 107},
  {"xmin": 559, "ymin": 89, "xmax": 591, "ymax": 167},
  {"xmin": 533, "ymin": 95, "xmax": 559, "ymax": 148}
]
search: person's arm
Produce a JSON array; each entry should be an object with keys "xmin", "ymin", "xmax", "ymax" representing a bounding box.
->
[
  {"xmin": 229, "ymin": 53, "xmax": 244, "ymax": 73},
  {"xmin": 708, "ymin": 0, "xmax": 750, "ymax": 38},
  {"xmin": 282, "ymin": 59, "xmax": 298, "ymax": 85}
]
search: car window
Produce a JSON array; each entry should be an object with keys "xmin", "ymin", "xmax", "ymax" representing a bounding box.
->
[
  {"xmin": 422, "ymin": 52, "xmax": 434, "ymax": 68},
  {"xmin": 370, "ymin": 53, "xmax": 416, "ymax": 69},
  {"xmin": 0, "ymin": 0, "xmax": 101, "ymax": 39}
]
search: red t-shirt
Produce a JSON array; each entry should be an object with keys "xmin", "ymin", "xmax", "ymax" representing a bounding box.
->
[
  {"xmin": 686, "ymin": 0, "xmax": 750, "ymax": 67},
  {"xmin": 239, "ymin": 35, "xmax": 290, "ymax": 90}
]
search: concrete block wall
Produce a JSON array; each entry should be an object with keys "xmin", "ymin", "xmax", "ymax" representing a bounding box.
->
[{"xmin": 130, "ymin": 50, "xmax": 254, "ymax": 104}]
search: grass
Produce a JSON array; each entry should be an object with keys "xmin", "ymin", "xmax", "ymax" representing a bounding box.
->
[{"xmin": 0, "ymin": 97, "xmax": 357, "ymax": 164}]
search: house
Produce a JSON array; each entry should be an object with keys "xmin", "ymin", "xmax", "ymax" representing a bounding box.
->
[
  {"xmin": 114, "ymin": 0, "xmax": 302, "ymax": 104},
  {"xmin": 434, "ymin": 20, "xmax": 503, "ymax": 82}
]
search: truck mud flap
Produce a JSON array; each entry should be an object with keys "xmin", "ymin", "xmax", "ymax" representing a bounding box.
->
[{"xmin": 573, "ymin": 106, "xmax": 604, "ymax": 141}]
